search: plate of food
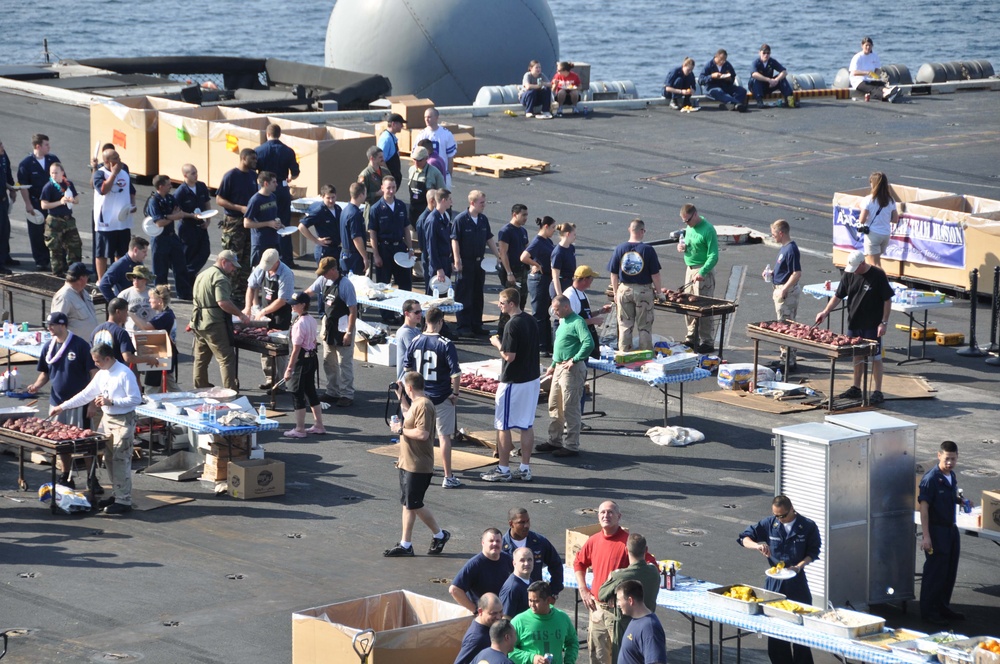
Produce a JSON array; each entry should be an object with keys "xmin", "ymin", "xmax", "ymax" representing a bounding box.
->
[
  {"xmin": 766, "ymin": 562, "xmax": 797, "ymax": 580},
  {"xmin": 196, "ymin": 209, "xmax": 219, "ymax": 220},
  {"xmin": 277, "ymin": 225, "xmax": 298, "ymax": 236}
]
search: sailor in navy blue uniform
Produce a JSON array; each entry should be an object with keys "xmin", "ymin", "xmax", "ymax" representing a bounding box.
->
[
  {"xmin": 918, "ymin": 440, "xmax": 964, "ymax": 625},
  {"xmin": 298, "ymin": 184, "xmax": 341, "ymax": 264},
  {"xmin": 450, "ymin": 190, "xmax": 500, "ymax": 336},
  {"xmin": 145, "ymin": 175, "xmax": 195, "ymax": 299},
  {"xmin": 255, "ymin": 124, "xmax": 300, "ymax": 266},
  {"xmin": 500, "ymin": 507, "xmax": 564, "ymax": 597},
  {"xmin": 16, "ymin": 133, "xmax": 60, "ymax": 270},
  {"xmin": 367, "ymin": 175, "xmax": 414, "ymax": 298},
  {"xmin": 739, "ymin": 495, "xmax": 821, "ymax": 664},
  {"xmin": 174, "ymin": 163, "xmax": 213, "ymax": 287},
  {"xmin": 0, "ymin": 139, "xmax": 16, "ymax": 271}
]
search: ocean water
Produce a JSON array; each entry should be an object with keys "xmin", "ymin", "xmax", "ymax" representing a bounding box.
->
[{"xmin": 2, "ymin": 0, "xmax": 998, "ymax": 98}]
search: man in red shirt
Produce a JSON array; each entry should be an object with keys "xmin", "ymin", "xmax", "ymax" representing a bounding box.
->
[{"xmin": 573, "ymin": 500, "xmax": 653, "ymax": 664}]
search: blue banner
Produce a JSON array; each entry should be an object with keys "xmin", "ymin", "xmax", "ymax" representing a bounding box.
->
[{"xmin": 832, "ymin": 205, "xmax": 965, "ymax": 269}]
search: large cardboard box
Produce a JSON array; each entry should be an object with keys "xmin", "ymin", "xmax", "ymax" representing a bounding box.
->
[
  {"xmin": 129, "ymin": 330, "xmax": 174, "ymax": 371},
  {"xmin": 90, "ymin": 96, "xmax": 196, "ymax": 177},
  {"xmin": 353, "ymin": 334, "xmax": 396, "ymax": 367},
  {"xmin": 566, "ymin": 523, "xmax": 602, "ymax": 562},
  {"xmin": 205, "ymin": 116, "xmax": 319, "ymax": 190},
  {"xmin": 292, "ymin": 590, "xmax": 472, "ymax": 664},
  {"xmin": 228, "ymin": 458, "xmax": 285, "ymax": 500},
  {"xmin": 982, "ymin": 490, "xmax": 1000, "ymax": 533},
  {"xmin": 157, "ymin": 106, "xmax": 260, "ymax": 183},
  {"xmin": 390, "ymin": 96, "xmax": 435, "ymax": 129},
  {"xmin": 281, "ymin": 127, "xmax": 373, "ymax": 199}
]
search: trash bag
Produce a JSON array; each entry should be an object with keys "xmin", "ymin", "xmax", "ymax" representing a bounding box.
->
[{"xmin": 644, "ymin": 426, "xmax": 705, "ymax": 447}]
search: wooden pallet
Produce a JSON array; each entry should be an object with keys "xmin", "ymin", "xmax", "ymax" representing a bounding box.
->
[{"xmin": 454, "ymin": 153, "xmax": 551, "ymax": 178}]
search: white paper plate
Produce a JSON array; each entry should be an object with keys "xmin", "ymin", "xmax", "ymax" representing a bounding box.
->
[
  {"xmin": 277, "ymin": 225, "xmax": 298, "ymax": 237},
  {"xmin": 142, "ymin": 216, "xmax": 163, "ymax": 237},
  {"xmin": 481, "ymin": 255, "xmax": 498, "ymax": 272},
  {"xmin": 393, "ymin": 251, "xmax": 416, "ymax": 268},
  {"xmin": 766, "ymin": 568, "xmax": 797, "ymax": 580},
  {"xmin": 428, "ymin": 275, "xmax": 452, "ymax": 292},
  {"xmin": 9, "ymin": 184, "xmax": 26, "ymax": 191},
  {"xmin": 117, "ymin": 205, "xmax": 135, "ymax": 222},
  {"xmin": 196, "ymin": 209, "xmax": 219, "ymax": 220},
  {"xmin": 28, "ymin": 209, "xmax": 45, "ymax": 225}
]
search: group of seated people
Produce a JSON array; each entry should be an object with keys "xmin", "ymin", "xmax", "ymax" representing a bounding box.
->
[
  {"xmin": 663, "ymin": 38, "xmax": 902, "ymax": 111},
  {"xmin": 519, "ymin": 60, "xmax": 588, "ymax": 118}
]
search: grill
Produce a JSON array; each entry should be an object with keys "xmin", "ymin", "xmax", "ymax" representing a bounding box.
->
[
  {"xmin": 234, "ymin": 336, "xmax": 289, "ymax": 354},
  {"xmin": 0, "ymin": 428, "xmax": 108, "ymax": 513},
  {"xmin": 0, "ymin": 273, "xmax": 106, "ymax": 326},
  {"xmin": 655, "ymin": 294, "xmax": 737, "ymax": 317}
]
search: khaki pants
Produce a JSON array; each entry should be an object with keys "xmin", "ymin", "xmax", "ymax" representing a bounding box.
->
[
  {"xmin": 193, "ymin": 326, "xmax": 238, "ymax": 390},
  {"xmin": 547, "ymin": 360, "xmax": 586, "ymax": 450},
  {"xmin": 616, "ymin": 283, "xmax": 654, "ymax": 351},
  {"xmin": 322, "ymin": 326, "xmax": 355, "ymax": 399},
  {"xmin": 773, "ymin": 283, "xmax": 801, "ymax": 361},
  {"xmin": 685, "ymin": 266, "xmax": 716, "ymax": 344},
  {"xmin": 103, "ymin": 412, "xmax": 136, "ymax": 505},
  {"xmin": 261, "ymin": 353, "xmax": 288, "ymax": 387},
  {"xmin": 588, "ymin": 605, "xmax": 616, "ymax": 664}
]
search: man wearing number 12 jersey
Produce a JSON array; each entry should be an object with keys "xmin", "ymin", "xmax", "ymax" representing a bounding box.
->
[{"xmin": 404, "ymin": 306, "xmax": 462, "ymax": 488}]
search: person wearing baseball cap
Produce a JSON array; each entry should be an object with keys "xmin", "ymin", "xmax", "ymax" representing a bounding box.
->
[
  {"xmin": 245, "ymin": 247, "xmax": 294, "ymax": 390},
  {"xmin": 815, "ymin": 249, "xmax": 893, "ymax": 404},
  {"xmin": 406, "ymin": 145, "xmax": 445, "ymax": 226},
  {"xmin": 378, "ymin": 112, "xmax": 406, "ymax": 185},
  {"xmin": 563, "ymin": 265, "xmax": 611, "ymax": 349},
  {"xmin": 190, "ymin": 251, "xmax": 248, "ymax": 390},
  {"xmin": 282, "ymin": 291, "xmax": 326, "ymax": 438},
  {"xmin": 306, "ymin": 256, "xmax": 358, "ymax": 406},
  {"xmin": 51, "ymin": 261, "xmax": 100, "ymax": 340},
  {"xmin": 27, "ymin": 310, "xmax": 98, "ymax": 490}
]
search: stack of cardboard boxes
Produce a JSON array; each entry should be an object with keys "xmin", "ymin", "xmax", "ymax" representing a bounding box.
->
[{"xmin": 201, "ymin": 435, "xmax": 250, "ymax": 482}]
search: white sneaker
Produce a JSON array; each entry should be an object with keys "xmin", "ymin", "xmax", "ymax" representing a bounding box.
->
[
  {"xmin": 539, "ymin": 112, "xmax": 553, "ymax": 119},
  {"xmin": 524, "ymin": 111, "xmax": 534, "ymax": 118},
  {"xmin": 480, "ymin": 467, "xmax": 512, "ymax": 482},
  {"xmin": 442, "ymin": 475, "xmax": 463, "ymax": 488},
  {"xmin": 518, "ymin": 467, "xmax": 533, "ymax": 482}
]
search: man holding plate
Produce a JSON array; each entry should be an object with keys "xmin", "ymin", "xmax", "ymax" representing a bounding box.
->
[
  {"xmin": 739, "ymin": 495, "xmax": 821, "ymax": 664},
  {"xmin": 174, "ymin": 163, "xmax": 213, "ymax": 287},
  {"xmin": 17, "ymin": 133, "xmax": 60, "ymax": 271}
]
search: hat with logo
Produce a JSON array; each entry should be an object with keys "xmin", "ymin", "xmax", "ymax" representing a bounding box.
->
[
  {"xmin": 844, "ymin": 249, "xmax": 866, "ymax": 273},
  {"xmin": 46, "ymin": 311, "xmax": 69, "ymax": 326},
  {"xmin": 291, "ymin": 291, "xmax": 311, "ymax": 307},
  {"xmin": 574, "ymin": 265, "xmax": 600, "ymax": 279}
]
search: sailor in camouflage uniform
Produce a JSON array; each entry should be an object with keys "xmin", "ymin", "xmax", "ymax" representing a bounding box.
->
[{"xmin": 215, "ymin": 148, "xmax": 257, "ymax": 304}]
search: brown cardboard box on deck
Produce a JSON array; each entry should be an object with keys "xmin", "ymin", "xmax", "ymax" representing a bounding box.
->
[
  {"xmin": 566, "ymin": 523, "xmax": 602, "ymax": 562},
  {"xmin": 280, "ymin": 127, "xmax": 372, "ymax": 199},
  {"xmin": 130, "ymin": 330, "xmax": 174, "ymax": 371},
  {"xmin": 353, "ymin": 334, "xmax": 368, "ymax": 363},
  {"xmin": 292, "ymin": 590, "xmax": 472, "ymax": 664},
  {"xmin": 90, "ymin": 96, "xmax": 196, "ymax": 177},
  {"xmin": 157, "ymin": 106, "xmax": 260, "ymax": 183},
  {"xmin": 205, "ymin": 116, "xmax": 318, "ymax": 189},
  {"xmin": 228, "ymin": 458, "xmax": 285, "ymax": 500},
  {"xmin": 439, "ymin": 122, "xmax": 477, "ymax": 158},
  {"xmin": 982, "ymin": 490, "xmax": 1000, "ymax": 532},
  {"xmin": 390, "ymin": 96, "xmax": 435, "ymax": 129}
]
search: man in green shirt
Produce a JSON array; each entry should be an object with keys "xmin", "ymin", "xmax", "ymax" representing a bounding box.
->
[
  {"xmin": 510, "ymin": 581, "xmax": 579, "ymax": 664},
  {"xmin": 677, "ymin": 204, "xmax": 719, "ymax": 353},
  {"xmin": 539, "ymin": 295, "xmax": 593, "ymax": 458},
  {"xmin": 596, "ymin": 533, "xmax": 662, "ymax": 663},
  {"xmin": 191, "ymin": 250, "xmax": 249, "ymax": 390}
]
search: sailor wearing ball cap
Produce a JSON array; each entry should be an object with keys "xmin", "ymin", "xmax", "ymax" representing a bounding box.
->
[
  {"xmin": 190, "ymin": 250, "xmax": 248, "ymax": 390},
  {"xmin": 245, "ymin": 248, "xmax": 294, "ymax": 390}
]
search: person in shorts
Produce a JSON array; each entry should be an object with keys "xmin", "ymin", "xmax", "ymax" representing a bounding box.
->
[
  {"xmin": 483, "ymin": 288, "xmax": 540, "ymax": 484},
  {"xmin": 384, "ymin": 371, "xmax": 451, "ymax": 558},
  {"xmin": 856, "ymin": 171, "xmax": 898, "ymax": 270}
]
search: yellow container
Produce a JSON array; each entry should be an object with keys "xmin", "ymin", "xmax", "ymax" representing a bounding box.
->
[
  {"xmin": 911, "ymin": 327, "xmax": 938, "ymax": 340},
  {"xmin": 935, "ymin": 332, "xmax": 965, "ymax": 346}
]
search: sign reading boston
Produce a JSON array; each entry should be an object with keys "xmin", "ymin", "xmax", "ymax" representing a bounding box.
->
[{"xmin": 832, "ymin": 206, "xmax": 966, "ymax": 269}]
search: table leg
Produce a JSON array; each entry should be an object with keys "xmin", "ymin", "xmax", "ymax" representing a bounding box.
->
[
  {"xmin": 718, "ymin": 313, "xmax": 727, "ymax": 361},
  {"xmin": 708, "ymin": 618, "xmax": 715, "ymax": 664},
  {"xmin": 898, "ymin": 309, "xmax": 935, "ymax": 366},
  {"xmin": 49, "ymin": 452, "xmax": 58, "ymax": 515},
  {"xmin": 862, "ymin": 357, "xmax": 870, "ymax": 406},
  {"xmin": 689, "ymin": 614, "xmax": 697, "ymax": 664},
  {"xmin": 751, "ymin": 340, "xmax": 760, "ymax": 391},
  {"xmin": 828, "ymin": 358, "xmax": 836, "ymax": 412},
  {"xmin": 679, "ymin": 383, "xmax": 684, "ymax": 422},
  {"xmin": 663, "ymin": 384, "xmax": 669, "ymax": 426}
]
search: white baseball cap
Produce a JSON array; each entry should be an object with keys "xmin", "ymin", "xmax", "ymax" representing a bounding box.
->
[{"xmin": 844, "ymin": 249, "xmax": 865, "ymax": 273}]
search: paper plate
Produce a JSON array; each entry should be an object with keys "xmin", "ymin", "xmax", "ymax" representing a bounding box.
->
[
  {"xmin": 28, "ymin": 209, "xmax": 45, "ymax": 225},
  {"xmin": 481, "ymin": 255, "xmax": 498, "ymax": 272},
  {"xmin": 9, "ymin": 184, "xmax": 26, "ymax": 191},
  {"xmin": 393, "ymin": 251, "xmax": 416, "ymax": 268},
  {"xmin": 117, "ymin": 205, "xmax": 135, "ymax": 222},
  {"xmin": 766, "ymin": 568, "xmax": 797, "ymax": 580},
  {"xmin": 142, "ymin": 216, "xmax": 163, "ymax": 238},
  {"xmin": 196, "ymin": 209, "xmax": 219, "ymax": 220},
  {"xmin": 428, "ymin": 275, "xmax": 452, "ymax": 293},
  {"xmin": 277, "ymin": 225, "xmax": 298, "ymax": 237}
]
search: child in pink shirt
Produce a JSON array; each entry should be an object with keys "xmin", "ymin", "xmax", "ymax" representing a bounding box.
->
[{"xmin": 283, "ymin": 292, "xmax": 325, "ymax": 437}]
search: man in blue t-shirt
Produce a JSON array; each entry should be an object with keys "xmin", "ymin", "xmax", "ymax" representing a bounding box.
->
[
  {"xmin": 255, "ymin": 124, "xmax": 300, "ymax": 266},
  {"xmin": 454, "ymin": 594, "xmax": 505, "ymax": 664},
  {"xmin": 404, "ymin": 307, "xmax": 462, "ymax": 488},
  {"xmin": 298, "ymin": 184, "xmax": 341, "ymax": 264},
  {"xmin": 99, "ymin": 236, "xmax": 148, "ymax": 302},
  {"xmin": 339, "ymin": 182, "xmax": 369, "ymax": 276},
  {"xmin": 27, "ymin": 311, "xmax": 98, "ymax": 488},
  {"xmin": 243, "ymin": 171, "xmax": 281, "ymax": 269},
  {"xmin": 496, "ymin": 204, "xmax": 530, "ymax": 336},
  {"xmin": 146, "ymin": 174, "xmax": 196, "ymax": 299},
  {"xmin": 423, "ymin": 190, "xmax": 453, "ymax": 294},
  {"xmin": 616, "ymin": 580, "xmax": 667, "ymax": 664},
  {"xmin": 767, "ymin": 219, "xmax": 802, "ymax": 371},
  {"xmin": 216, "ymin": 148, "xmax": 258, "ymax": 303},
  {"xmin": 92, "ymin": 298, "xmax": 156, "ymax": 368},
  {"xmin": 449, "ymin": 529, "xmax": 515, "ymax": 612},
  {"xmin": 608, "ymin": 219, "xmax": 663, "ymax": 351},
  {"xmin": 174, "ymin": 163, "xmax": 212, "ymax": 287},
  {"xmin": 470, "ymin": 619, "xmax": 518, "ymax": 664}
]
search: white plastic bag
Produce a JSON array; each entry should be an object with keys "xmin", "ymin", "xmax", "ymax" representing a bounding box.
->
[{"xmin": 644, "ymin": 426, "xmax": 705, "ymax": 447}]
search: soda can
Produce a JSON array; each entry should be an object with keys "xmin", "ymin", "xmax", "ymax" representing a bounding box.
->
[
  {"xmin": 824, "ymin": 280, "xmax": 832, "ymax": 290},
  {"xmin": 545, "ymin": 655, "xmax": 554, "ymax": 664}
]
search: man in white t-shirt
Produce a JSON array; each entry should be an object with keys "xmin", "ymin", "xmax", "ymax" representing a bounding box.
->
[
  {"xmin": 849, "ymin": 36, "xmax": 901, "ymax": 102},
  {"xmin": 415, "ymin": 107, "xmax": 457, "ymax": 188},
  {"xmin": 92, "ymin": 150, "xmax": 136, "ymax": 279}
]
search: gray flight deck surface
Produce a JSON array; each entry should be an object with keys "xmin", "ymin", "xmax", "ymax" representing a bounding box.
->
[{"xmin": 0, "ymin": 89, "xmax": 998, "ymax": 663}]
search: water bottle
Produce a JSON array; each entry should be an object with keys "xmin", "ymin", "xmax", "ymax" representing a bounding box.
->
[
  {"xmin": 447, "ymin": 285, "xmax": 454, "ymax": 300},
  {"xmin": 390, "ymin": 415, "xmax": 401, "ymax": 428},
  {"xmin": 763, "ymin": 265, "xmax": 773, "ymax": 283},
  {"xmin": 209, "ymin": 403, "xmax": 217, "ymax": 424},
  {"xmin": 0, "ymin": 372, "xmax": 7, "ymax": 392},
  {"xmin": 958, "ymin": 489, "xmax": 972, "ymax": 514},
  {"xmin": 258, "ymin": 403, "xmax": 267, "ymax": 423},
  {"xmin": 432, "ymin": 285, "xmax": 440, "ymax": 298},
  {"xmin": 775, "ymin": 368, "xmax": 783, "ymax": 383},
  {"xmin": 10, "ymin": 368, "xmax": 17, "ymax": 390}
]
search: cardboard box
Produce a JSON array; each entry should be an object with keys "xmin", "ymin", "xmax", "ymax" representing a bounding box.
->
[
  {"xmin": 130, "ymin": 330, "xmax": 174, "ymax": 371},
  {"xmin": 390, "ymin": 97, "xmax": 435, "ymax": 129},
  {"xmin": 566, "ymin": 523, "xmax": 602, "ymax": 562},
  {"xmin": 281, "ymin": 127, "xmax": 372, "ymax": 199},
  {"xmin": 354, "ymin": 335, "xmax": 396, "ymax": 367},
  {"xmin": 292, "ymin": 590, "xmax": 472, "ymax": 664},
  {"xmin": 982, "ymin": 490, "xmax": 1000, "ymax": 532},
  {"xmin": 228, "ymin": 458, "xmax": 285, "ymax": 500},
  {"xmin": 157, "ymin": 106, "xmax": 260, "ymax": 183},
  {"xmin": 452, "ymin": 131, "xmax": 477, "ymax": 158},
  {"xmin": 205, "ymin": 115, "xmax": 319, "ymax": 190},
  {"xmin": 90, "ymin": 96, "xmax": 197, "ymax": 176}
]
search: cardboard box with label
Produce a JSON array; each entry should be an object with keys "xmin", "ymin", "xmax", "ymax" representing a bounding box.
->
[
  {"xmin": 292, "ymin": 590, "xmax": 471, "ymax": 664},
  {"xmin": 90, "ymin": 96, "xmax": 196, "ymax": 177},
  {"xmin": 157, "ymin": 106, "xmax": 260, "ymax": 183},
  {"xmin": 205, "ymin": 116, "xmax": 317, "ymax": 189},
  {"xmin": 566, "ymin": 524, "xmax": 602, "ymax": 562},
  {"xmin": 130, "ymin": 330, "xmax": 174, "ymax": 371},
  {"xmin": 982, "ymin": 490, "xmax": 1000, "ymax": 532},
  {"xmin": 228, "ymin": 458, "xmax": 285, "ymax": 500}
]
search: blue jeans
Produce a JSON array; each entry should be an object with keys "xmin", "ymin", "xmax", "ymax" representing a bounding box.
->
[
  {"xmin": 706, "ymin": 86, "xmax": 748, "ymax": 105},
  {"xmin": 527, "ymin": 272, "xmax": 553, "ymax": 352},
  {"xmin": 520, "ymin": 88, "xmax": 552, "ymax": 114},
  {"xmin": 749, "ymin": 77, "xmax": 793, "ymax": 101}
]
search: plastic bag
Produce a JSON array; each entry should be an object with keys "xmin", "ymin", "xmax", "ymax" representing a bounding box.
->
[
  {"xmin": 645, "ymin": 426, "xmax": 705, "ymax": 447},
  {"xmin": 38, "ymin": 482, "xmax": 92, "ymax": 513}
]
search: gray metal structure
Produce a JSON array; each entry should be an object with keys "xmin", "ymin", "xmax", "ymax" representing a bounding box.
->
[
  {"xmin": 325, "ymin": 0, "xmax": 559, "ymax": 105},
  {"xmin": 772, "ymin": 416, "xmax": 917, "ymax": 610}
]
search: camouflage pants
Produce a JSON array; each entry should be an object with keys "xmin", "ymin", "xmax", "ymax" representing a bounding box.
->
[
  {"xmin": 220, "ymin": 217, "xmax": 251, "ymax": 305},
  {"xmin": 616, "ymin": 282, "xmax": 654, "ymax": 351},
  {"xmin": 44, "ymin": 214, "xmax": 83, "ymax": 276}
]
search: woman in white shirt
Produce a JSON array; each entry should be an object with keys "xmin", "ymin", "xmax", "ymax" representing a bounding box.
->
[{"xmin": 857, "ymin": 171, "xmax": 898, "ymax": 269}]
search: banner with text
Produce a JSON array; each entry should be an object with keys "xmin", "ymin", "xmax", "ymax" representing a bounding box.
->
[{"xmin": 832, "ymin": 206, "xmax": 965, "ymax": 269}]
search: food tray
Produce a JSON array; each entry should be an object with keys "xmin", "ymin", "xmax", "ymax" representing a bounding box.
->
[
  {"xmin": 937, "ymin": 637, "xmax": 992, "ymax": 664},
  {"xmin": 761, "ymin": 599, "xmax": 821, "ymax": 624},
  {"xmin": 800, "ymin": 607, "xmax": 885, "ymax": 639},
  {"xmin": 855, "ymin": 629, "xmax": 927, "ymax": 652},
  {"xmin": 704, "ymin": 584, "xmax": 784, "ymax": 615},
  {"xmin": 890, "ymin": 638, "xmax": 946, "ymax": 662},
  {"xmin": 145, "ymin": 392, "xmax": 196, "ymax": 408},
  {"xmin": 163, "ymin": 399, "xmax": 204, "ymax": 415},
  {"xmin": 0, "ymin": 406, "xmax": 40, "ymax": 420}
]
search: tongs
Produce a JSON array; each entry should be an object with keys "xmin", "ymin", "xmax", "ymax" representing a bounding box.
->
[
  {"xmin": 678, "ymin": 278, "xmax": 696, "ymax": 293},
  {"xmin": 827, "ymin": 600, "xmax": 847, "ymax": 624}
]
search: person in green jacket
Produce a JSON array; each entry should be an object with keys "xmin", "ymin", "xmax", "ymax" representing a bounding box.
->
[
  {"xmin": 510, "ymin": 581, "xmax": 579, "ymax": 664},
  {"xmin": 677, "ymin": 203, "xmax": 719, "ymax": 353},
  {"xmin": 539, "ymin": 295, "xmax": 593, "ymax": 458}
]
